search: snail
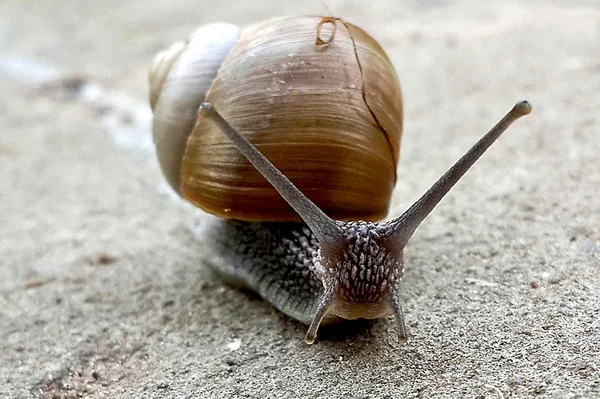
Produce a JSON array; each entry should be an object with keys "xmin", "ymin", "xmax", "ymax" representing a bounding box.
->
[{"xmin": 149, "ymin": 16, "xmax": 531, "ymax": 344}]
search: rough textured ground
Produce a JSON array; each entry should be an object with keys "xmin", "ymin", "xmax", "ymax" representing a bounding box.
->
[{"xmin": 1, "ymin": 1, "xmax": 599, "ymax": 398}]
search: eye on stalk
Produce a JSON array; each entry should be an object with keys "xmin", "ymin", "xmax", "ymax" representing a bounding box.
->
[{"xmin": 387, "ymin": 101, "xmax": 532, "ymax": 245}]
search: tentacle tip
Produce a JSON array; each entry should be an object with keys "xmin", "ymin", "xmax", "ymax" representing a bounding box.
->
[
  {"xmin": 198, "ymin": 102, "xmax": 213, "ymax": 117},
  {"xmin": 515, "ymin": 100, "xmax": 532, "ymax": 116},
  {"xmin": 304, "ymin": 313, "xmax": 323, "ymax": 345},
  {"xmin": 304, "ymin": 333, "xmax": 317, "ymax": 345}
]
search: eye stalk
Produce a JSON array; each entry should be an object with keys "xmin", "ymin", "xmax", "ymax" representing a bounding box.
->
[
  {"xmin": 385, "ymin": 101, "xmax": 532, "ymax": 246},
  {"xmin": 198, "ymin": 100, "xmax": 532, "ymax": 344}
]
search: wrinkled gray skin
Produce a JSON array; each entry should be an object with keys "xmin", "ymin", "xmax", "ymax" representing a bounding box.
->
[{"xmin": 201, "ymin": 219, "xmax": 324, "ymax": 324}]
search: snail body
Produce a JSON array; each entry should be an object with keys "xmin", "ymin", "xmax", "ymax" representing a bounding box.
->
[
  {"xmin": 200, "ymin": 220, "xmax": 325, "ymax": 325},
  {"xmin": 150, "ymin": 16, "xmax": 531, "ymax": 343}
]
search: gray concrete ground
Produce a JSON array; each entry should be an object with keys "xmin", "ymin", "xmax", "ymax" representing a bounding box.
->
[{"xmin": 1, "ymin": 0, "xmax": 599, "ymax": 398}]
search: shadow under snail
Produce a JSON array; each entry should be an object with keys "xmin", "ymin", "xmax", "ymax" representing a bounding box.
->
[{"xmin": 149, "ymin": 16, "xmax": 531, "ymax": 344}]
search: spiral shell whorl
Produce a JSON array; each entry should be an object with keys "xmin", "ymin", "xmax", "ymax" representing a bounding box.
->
[
  {"xmin": 149, "ymin": 40, "xmax": 186, "ymax": 111},
  {"xmin": 150, "ymin": 23, "xmax": 241, "ymax": 193}
]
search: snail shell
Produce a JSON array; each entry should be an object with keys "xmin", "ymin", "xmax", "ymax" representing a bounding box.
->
[{"xmin": 150, "ymin": 16, "xmax": 403, "ymax": 222}]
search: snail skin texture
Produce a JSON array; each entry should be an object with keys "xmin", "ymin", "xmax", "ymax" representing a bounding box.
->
[{"xmin": 150, "ymin": 16, "xmax": 532, "ymax": 344}]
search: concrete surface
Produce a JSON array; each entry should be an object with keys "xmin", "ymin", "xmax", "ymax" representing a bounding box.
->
[{"xmin": 1, "ymin": 0, "xmax": 599, "ymax": 398}]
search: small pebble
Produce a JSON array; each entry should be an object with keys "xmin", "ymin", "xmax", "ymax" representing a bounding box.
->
[
  {"xmin": 530, "ymin": 280, "xmax": 540, "ymax": 289},
  {"xmin": 227, "ymin": 338, "xmax": 242, "ymax": 351}
]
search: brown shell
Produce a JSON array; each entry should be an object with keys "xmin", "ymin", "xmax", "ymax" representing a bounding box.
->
[{"xmin": 154, "ymin": 16, "xmax": 403, "ymax": 222}]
